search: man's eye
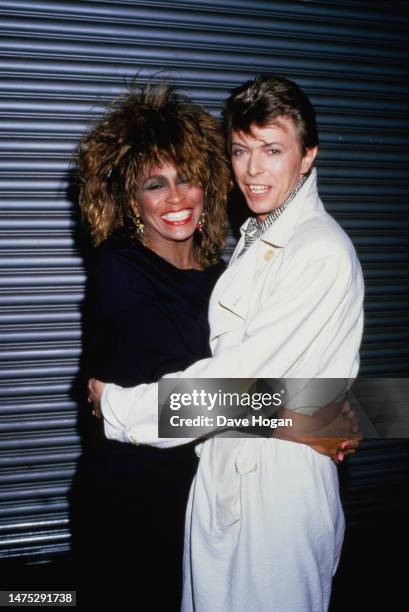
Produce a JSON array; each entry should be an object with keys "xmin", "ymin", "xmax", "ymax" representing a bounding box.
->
[{"xmin": 267, "ymin": 148, "xmax": 281, "ymax": 155}]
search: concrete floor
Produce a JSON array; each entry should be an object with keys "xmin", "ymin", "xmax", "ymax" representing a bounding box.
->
[{"xmin": 1, "ymin": 511, "xmax": 407, "ymax": 611}]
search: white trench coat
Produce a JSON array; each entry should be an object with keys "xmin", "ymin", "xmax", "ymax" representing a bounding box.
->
[{"xmin": 101, "ymin": 169, "xmax": 364, "ymax": 612}]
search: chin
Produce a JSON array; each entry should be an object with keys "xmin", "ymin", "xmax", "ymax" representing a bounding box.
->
[
  {"xmin": 167, "ymin": 229, "xmax": 195, "ymax": 242},
  {"xmin": 248, "ymin": 204, "xmax": 276, "ymax": 216}
]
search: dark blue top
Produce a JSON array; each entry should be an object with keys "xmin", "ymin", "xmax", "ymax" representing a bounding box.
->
[
  {"xmin": 86, "ymin": 233, "xmax": 226, "ymax": 455},
  {"xmin": 72, "ymin": 234, "xmax": 225, "ymax": 609},
  {"xmin": 91, "ymin": 233, "xmax": 225, "ymax": 385}
]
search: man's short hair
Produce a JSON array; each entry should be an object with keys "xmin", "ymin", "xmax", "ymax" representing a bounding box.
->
[{"xmin": 222, "ymin": 75, "xmax": 319, "ymax": 153}]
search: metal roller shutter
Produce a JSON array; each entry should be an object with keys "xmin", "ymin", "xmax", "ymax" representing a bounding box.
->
[{"xmin": 0, "ymin": 0, "xmax": 408, "ymax": 559}]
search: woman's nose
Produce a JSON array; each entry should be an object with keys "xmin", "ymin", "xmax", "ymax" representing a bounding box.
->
[{"xmin": 166, "ymin": 184, "xmax": 183, "ymax": 204}]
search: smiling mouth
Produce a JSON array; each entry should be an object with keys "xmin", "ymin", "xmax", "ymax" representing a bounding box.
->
[
  {"xmin": 161, "ymin": 208, "xmax": 193, "ymax": 225},
  {"xmin": 246, "ymin": 184, "xmax": 271, "ymax": 196}
]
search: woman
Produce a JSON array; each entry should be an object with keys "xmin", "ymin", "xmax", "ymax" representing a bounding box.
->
[
  {"xmin": 70, "ymin": 84, "xmax": 230, "ymax": 610},
  {"xmin": 89, "ymin": 76, "xmax": 364, "ymax": 611}
]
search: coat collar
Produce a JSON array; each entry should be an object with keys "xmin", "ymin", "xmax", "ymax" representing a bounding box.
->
[
  {"xmin": 238, "ymin": 167, "xmax": 320, "ymax": 249},
  {"xmin": 210, "ymin": 169, "xmax": 321, "ymax": 342}
]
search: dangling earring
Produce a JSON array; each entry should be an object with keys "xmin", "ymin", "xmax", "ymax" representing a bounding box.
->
[
  {"xmin": 196, "ymin": 212, "xmax": 206, "ymax": 233},
  {"xmin": 134, "ymin": 214, "xmax": 145, "ymax": 240}
]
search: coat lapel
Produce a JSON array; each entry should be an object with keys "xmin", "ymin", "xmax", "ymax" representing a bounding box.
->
[
  {"xmin": 209, "ymin": 240, "xmax": 266, "ymax": 342},
  {"xmin": 210, "ymin": 169, "xmax": 321, "ymax": 343}
]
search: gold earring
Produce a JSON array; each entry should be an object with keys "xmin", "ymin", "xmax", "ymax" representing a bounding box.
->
[
  {"xmin": 196, "ymin": 212, "xmax": 206, "ymax": 233},
  {"xmin": 134, "ymin": 214, "xmax": 145, "ymax": 240}
]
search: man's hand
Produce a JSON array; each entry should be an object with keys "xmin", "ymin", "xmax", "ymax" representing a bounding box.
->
[{"xmin": 87, "ymin": 378, "xmax": 106, "ymax": 419}]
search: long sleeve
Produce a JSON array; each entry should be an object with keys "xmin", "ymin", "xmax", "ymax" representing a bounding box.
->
[{"xmin": 101, "ymin": 245, "xmax": 364, "ymax": 447}]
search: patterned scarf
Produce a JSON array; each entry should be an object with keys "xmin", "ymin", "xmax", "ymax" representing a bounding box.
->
[{"xmin": 237, "ymin": 174, "xmax": 308, "ymax": 258}]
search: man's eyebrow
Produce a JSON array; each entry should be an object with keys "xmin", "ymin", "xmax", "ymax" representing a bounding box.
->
[
  {"xmin": 261, "ymin": 141, "xmax": 283, "ymax": 147},
  {"xmin": 230, "ymin": 140, "xmax": 283, "ymax": 147}
]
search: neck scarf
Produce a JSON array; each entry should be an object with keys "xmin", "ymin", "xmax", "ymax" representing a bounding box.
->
[{"xmin": 237, "ymin": 174, "xmax": 308, "ymax": 259}]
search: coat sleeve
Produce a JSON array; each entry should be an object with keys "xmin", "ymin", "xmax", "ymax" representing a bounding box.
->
[{"xmin": 101, "ymin": 247, "xmax": 364, "ymax": 447}]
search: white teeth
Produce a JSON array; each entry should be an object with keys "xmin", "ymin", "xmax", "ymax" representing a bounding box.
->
[
  {"xmin": 249, "ymin": 185, "xmax": 269, "ymax": 194},
  {"xmin": 161, "ymin": 209, "xmax": 192, "ymax": 221}
]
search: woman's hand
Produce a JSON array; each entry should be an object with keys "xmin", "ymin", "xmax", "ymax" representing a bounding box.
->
[
  {"xmin": 272, "ymin": 400, "xmax": 362, "ymax": 464},
  {"xmin": 290, "ymin": 434, "xmax": 361, "ymax": 464},
  {"xmin": 87, "ymin": 378, "xmax": 106, "ymax": 419}
]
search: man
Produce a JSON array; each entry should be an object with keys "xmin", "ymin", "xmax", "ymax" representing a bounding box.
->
[{"xmin": 89, "ymin": 76, "xmax": 364, "ymax": 611}]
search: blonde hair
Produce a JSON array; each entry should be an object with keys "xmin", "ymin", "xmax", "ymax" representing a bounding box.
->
[{"xmin": 77, "ymin": 84, "xmax": 231, "ymax": 266}]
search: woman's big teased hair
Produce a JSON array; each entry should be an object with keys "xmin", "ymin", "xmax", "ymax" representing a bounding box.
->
[{"xmin": 77, "ymin": 84, "xmax": 230, "ymax": 266}]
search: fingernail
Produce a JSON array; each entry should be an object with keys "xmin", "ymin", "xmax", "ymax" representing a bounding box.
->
[{"xmin": 337, "ymin": 452, "xmax": 344, "ymax": 461}]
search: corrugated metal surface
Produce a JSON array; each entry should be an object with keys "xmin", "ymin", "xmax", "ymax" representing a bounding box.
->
[{"xmin": 0, "ymin": 0, "xmax": 408, "ymax": 558}]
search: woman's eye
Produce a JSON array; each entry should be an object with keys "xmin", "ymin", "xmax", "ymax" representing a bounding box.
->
[
  {"xmin": 232, "ymin": 148, "xmax": 246, "ymax": 157},
  {"xmin": 177, "ymin": 176, "xmax": 189, "ymax": 184},
  {"xmin": 146, "ymin": 182, "xmax": 164, "ymax": 190}
]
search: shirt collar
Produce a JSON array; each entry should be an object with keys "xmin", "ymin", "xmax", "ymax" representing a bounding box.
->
[{"xmin": 239, "ymin": 168, "xmax": 319, "ymax": 249}]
